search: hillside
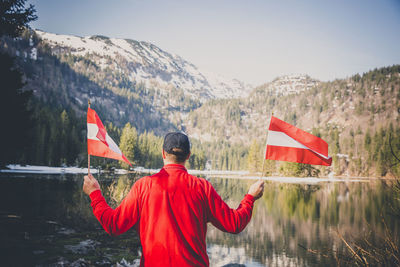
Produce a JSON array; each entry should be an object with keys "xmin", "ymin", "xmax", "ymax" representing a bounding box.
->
[
  {"xmin": 184, "ymin": 66, "xmax": 400, "ymax": 176},
  {"xmin": 1, "ymin": 29, "xmax": 254, "ymax": 130},
  {"xmin": 186, "ymin": 69, "xmax": 399, "ymax": 143},
  {"xmin": 2, "ymin": 31, "xmax": 173, "ymax": 133}
]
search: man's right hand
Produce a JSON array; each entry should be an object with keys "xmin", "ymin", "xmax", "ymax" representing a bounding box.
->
[{"xmin": 248, "ymin": 180, "xmax": 265, "ymax": 200}]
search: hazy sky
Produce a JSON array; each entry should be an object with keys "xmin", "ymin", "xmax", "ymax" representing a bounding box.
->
[{"xmin": 30, "ymin": 0, "xmax": 400, "ymax": 85}]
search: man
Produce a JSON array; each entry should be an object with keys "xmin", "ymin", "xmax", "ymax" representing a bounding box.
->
[{"xmin": 83, "ymin": 132, "xmax": 264, "ymax": 267}]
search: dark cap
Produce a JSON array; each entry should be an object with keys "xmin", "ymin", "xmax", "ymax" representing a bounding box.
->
[{"xmin": 163, "ymin": 132, "xmax": 191, "ymax": 156}]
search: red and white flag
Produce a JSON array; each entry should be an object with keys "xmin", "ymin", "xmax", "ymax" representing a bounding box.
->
[
  {"xmin": 265, "ymin": 116, "xmax": 332, "ymax": 166},
  {"xmin": 87, "ymin": 107, "xmax": 132, "ymax": 166}
]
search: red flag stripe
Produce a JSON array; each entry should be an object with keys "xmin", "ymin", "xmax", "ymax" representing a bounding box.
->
[
  {"xmin": 87, "ymin": 108, "xmax": 97, "ymax": 124},
  {"xmin": 269, "ymin": 116, "xmax": 329, "ymax": 158},
  {"xmin": 94, "ymin": 111, "xmax": 108, "ymax": 146},
  {"xmin": 266, "ymin": 145, "xmax": 332, "ymax": 166},
  {"xmin": 88, "ymin": 139, "xmax": 129, "ymax": 164}
]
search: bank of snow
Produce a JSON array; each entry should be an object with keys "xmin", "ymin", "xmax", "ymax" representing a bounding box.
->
[{"xmin": 0, "ymin": 164, "xmax": 98, "ymax": 174}]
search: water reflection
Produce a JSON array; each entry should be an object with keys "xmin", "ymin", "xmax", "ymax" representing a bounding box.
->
[
  {"xmin": 206, "ymin": 178, "xmax": 400, "ymax": 266},
  {"xmin": 0, "ymin": 173, "xmax": 398, "ymax": 266},
  {"xmin": 0, "ymin": 173, "xmax": 141, "ymax": 266}
]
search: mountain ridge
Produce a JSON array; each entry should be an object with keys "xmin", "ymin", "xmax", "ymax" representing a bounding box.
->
[{"xmin": 35, "ymin": 30, "xmax": 252, "ymax": 101}]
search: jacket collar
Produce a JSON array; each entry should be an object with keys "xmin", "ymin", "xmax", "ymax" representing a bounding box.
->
[{"xmin": 163, "ymin": 164, "xmax": 187, "ymax": 171}]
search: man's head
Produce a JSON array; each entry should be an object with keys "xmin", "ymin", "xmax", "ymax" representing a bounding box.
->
[{"xmin": 162, "ymin": 132, "xmax": 191, "ymax": 164}]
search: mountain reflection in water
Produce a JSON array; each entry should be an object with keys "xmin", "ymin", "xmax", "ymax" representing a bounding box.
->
[
  {"xmin": 0, "ymin": 173, "xmax": 398, "ymax": 266},
  {"xmin": 206, "ymin": 177, "xmax": 400, "ymax": 266}
]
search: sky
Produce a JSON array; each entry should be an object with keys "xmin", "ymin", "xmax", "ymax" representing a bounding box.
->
[{"xmin": 30, "ymin": 0, "xmax": 400, "ymax": 85}]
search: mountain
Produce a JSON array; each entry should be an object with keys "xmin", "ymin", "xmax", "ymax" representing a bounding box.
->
[
  {"xmin": 262, "ymin": 74, "xmax": 319, "ymax": 96},
  {"xmin": 183, "ymin": 74, "xmax": 320, "ymax": 143},
  {"xmin": 0, "ymin": 29, "xmax": 251, "ymax": 168},
  {"xmin": 35, "ymin": 30, "xmax": 252, "ymax": 101},
  {"xmin": 1, "ymin": 29, "xmax": 399, "ymax": 176}
]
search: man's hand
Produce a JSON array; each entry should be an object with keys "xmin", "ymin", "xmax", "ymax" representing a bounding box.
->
[
  {"xmin": 248, "ymin": 180, "xmax": 265, "ymax": 200},
  {"xmin": 83, "ymin": 173, "xmax": 101, "ymax": 196}
]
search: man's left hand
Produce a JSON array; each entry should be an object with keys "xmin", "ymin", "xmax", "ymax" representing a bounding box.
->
[{"xmin": 83, "ymin": 173, "xmax": 101, "ymax": 196}]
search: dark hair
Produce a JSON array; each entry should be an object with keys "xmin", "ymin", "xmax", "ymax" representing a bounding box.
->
[{"xmin": 165, "ymin": 148, "xmax": 188, "ymax": 163}]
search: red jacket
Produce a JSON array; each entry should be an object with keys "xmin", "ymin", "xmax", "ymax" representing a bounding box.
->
[{"xmin": 90, "ymin": 164, "xmax": 255, "ymax": 266}]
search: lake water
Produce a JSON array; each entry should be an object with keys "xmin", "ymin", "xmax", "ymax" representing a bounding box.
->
[{"xmin": 0, "ymin": 173, "xmax": 399, "ymax": 266}]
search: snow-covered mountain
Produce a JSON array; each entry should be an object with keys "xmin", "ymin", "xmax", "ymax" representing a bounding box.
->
[
  {"xmin": 35, "ymin": 30, "xmax": 252, "ymax": 100},
  {"xmin": 263, "ymin": 74, "xmax": 319, "ymax": 96}
]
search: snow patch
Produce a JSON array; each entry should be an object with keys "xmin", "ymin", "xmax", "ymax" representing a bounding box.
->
[{"xmin": 1, "ymin": 165, "xmax": 98, "ymax": 174}]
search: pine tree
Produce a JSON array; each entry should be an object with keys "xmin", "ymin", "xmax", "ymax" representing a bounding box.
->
[
  {"xmin": 119, "ymin": 123, "xmax": 137, "ymax": 169},
  {"xmin": 0, "ymin": 0, "xmax": 36, "ymax": 166},
  {"xmin": 247, "ymin": 140, "xmax": 261, "ymax": 173},
  {"xmin": 364, "ymin": 129, "xmax": 372, "ymax": 162},
  {"xmin": 0, "ymin": 0, "xmax": 37, "ymax": 37},
  {"xmin": 0, "ymin": 53, "xmax": 33, "ymax": 166},
  {"xmin": 60, "ymin": 110, "xmax": 69, "ymax": 165}
]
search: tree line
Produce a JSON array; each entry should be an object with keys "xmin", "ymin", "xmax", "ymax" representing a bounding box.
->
[{"xmin": 2, "ymin": 100, "xmax": 207, "ymax": 171}]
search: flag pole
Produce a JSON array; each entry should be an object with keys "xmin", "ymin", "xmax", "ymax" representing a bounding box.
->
[
  {"xmin": 260, "ymin": 112, "xmax": 273, "ymax": 179},
  {"xmin": 88, "ymin": 99, "xmax": 91, "ymax": 175}
]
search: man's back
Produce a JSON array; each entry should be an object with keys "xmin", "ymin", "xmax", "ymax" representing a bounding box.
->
[
  {"xmin": 89, "ymin": 164, "xmax": 256, "ymax": 267},
  {"xmin": 138, "ymin": 164, "xmax": 210, "ymax": 266}
]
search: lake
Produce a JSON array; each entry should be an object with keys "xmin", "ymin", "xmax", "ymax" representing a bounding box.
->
[{"xmin": 0, "ymin": 172, "xmax": 399, "ymax": 266}]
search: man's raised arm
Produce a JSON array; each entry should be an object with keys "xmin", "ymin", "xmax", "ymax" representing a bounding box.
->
[
  {"xmin": 83, "ymin": 174, "xmax": 139, "ymax": 236},
  {"xmin": 206, "ymin": 180, "xmax": 264, "ymax": 234}
]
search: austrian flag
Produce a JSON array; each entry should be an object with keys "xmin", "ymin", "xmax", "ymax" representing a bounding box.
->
[
  {"xmin": 265, "ymin": 116, "xmax": 332, "ymax": 166},
  {"xmin": 87, "ymin": 107, "xmax": 132, "ymax": 166}
]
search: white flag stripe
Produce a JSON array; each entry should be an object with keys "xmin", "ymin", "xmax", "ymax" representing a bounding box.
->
[
  {"xmin": 267, "ymin": 130, "xmax": 308, "ymax": 149},
  {"xmin": 267, "ymin": 130, "xmax": 331, "ymax": 160},
  {"xmin": 105, "ymin": 133, "xmax": 123, "ymax": 155},
  {"xmin": 87, "ymin": 123, "xmax": 123, "ymax": 155},
  {"xmin": 87, "ymin": 123, "xmax": 100, "ymax": 141}
]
